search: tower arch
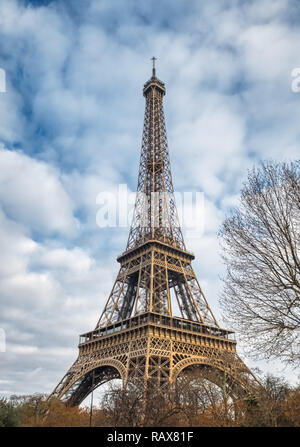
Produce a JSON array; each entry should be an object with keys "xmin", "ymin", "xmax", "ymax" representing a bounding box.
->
[
  {"xmin": 52, "ymin": 358, "xmax": 126, "ymax": 407},
  {"xmin": 172, "ymin": 356, "xmax": 258, "ymax": 399}
]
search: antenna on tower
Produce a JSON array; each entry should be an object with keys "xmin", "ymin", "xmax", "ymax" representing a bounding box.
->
[{"xmin": 151, "ymin": 56, "xmax": 157, "ymax": 77}]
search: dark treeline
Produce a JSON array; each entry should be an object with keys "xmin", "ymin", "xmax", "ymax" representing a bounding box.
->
[{"xmin": 1, "ymin": 373, "xmax": 299, "ymax": 427}]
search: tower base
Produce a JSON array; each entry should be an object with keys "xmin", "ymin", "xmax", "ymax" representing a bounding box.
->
[{"xmin": 50, "ymin": 312, "xmax": 259, "ymax": 406}]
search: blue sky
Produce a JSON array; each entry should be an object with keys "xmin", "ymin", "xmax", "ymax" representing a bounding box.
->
[{"xmin": 0, "ymin": 0, "xmax": 299, "ymax": 400}]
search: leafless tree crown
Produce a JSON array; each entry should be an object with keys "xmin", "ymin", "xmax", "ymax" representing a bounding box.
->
[{"xmin": 219, "ymin": 160, "xmax": 300, "ymax": 365}]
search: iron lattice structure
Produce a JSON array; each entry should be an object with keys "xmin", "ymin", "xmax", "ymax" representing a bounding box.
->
[{"xmin": 50, "ymin": 62, "xmax": 260, "ymax": 406}]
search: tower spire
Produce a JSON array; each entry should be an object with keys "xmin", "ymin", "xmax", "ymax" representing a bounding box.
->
[
  {"xmin": 126, "ymin": 62, "xmax": 185, "ymax": 251},
  {"xmin": 96, "ymin": 69, "xmax": 219, "ymax": 326},
  {"xmin": 151, "ymin": 56, "xmax": 157, "ymax": 77}
]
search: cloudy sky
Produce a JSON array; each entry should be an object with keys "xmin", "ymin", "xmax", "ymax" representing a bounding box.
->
[{"xmin": 0, "ymin": 0, "xmax": 299, "ymax": 401}]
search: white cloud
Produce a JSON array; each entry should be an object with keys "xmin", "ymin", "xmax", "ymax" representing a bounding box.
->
[
  {"xmin": 0, "ymin": 207, "xmax": 114, "ymax": 395},
  {"xmin": 239, "ymin": 23, "xmax": 300, "ymax": 82},
  {"xmin": 8, "ymin": 344, "xmax": 39, "ymax": 355},
  {"xmin": 35, "ymin": 247, "xmax": 93, "ymax": 275},
  {"xmin": 170, "ymin": 92, "xmax": 246, "ymax": 199},
  {"xmin": 0, "ymin": 146, "xmax": 77, "ymax": 235}
]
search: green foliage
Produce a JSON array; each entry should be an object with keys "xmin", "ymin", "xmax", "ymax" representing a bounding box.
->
[
  {"xmin": 0, "ymin": 397, "xmax": 19, "ymax": 427},
  {"xmin": 9, "ymin": 393, "xmax": 49, "ymax": 426}
]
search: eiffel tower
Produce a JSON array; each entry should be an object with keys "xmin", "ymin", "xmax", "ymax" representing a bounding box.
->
[{"xmin": 50, "ymin": 59, "xmax": 259, "ymax": 406}]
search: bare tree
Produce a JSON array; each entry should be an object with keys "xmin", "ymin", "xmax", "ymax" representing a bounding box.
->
[
  {"xmin": 100, "ymin": 363, "xmax": 255, "ymax": 427},
  {"xmin": 101, "ymin": 379, "xmax": 144, "ymax": 426},
  {"xmin": 174, "ymin": 368, "xmax": 234, "ymax": 426},
  {"xmin": 100, "ymin": 379, "xmax": 183, "ymax": 427},
  {"xmin": 219, "ymin": 160, "xmax": 300, "ymax": 365}
]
